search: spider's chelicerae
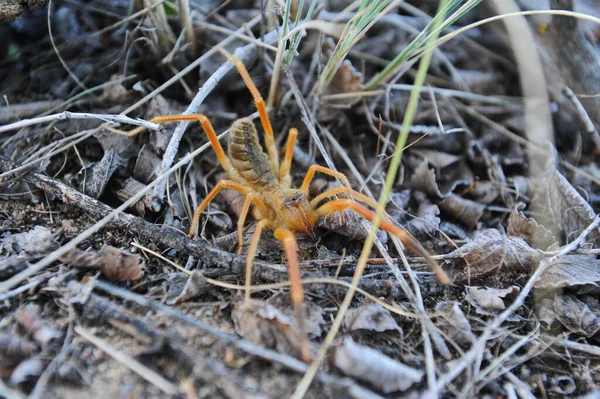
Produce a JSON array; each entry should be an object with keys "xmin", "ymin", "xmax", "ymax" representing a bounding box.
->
[{"xmin": 116, "ymin": 47, "xmax": 448, "ymax": 362}]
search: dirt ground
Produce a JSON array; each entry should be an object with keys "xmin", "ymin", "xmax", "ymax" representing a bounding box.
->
[{"xmin": 2, "ymin": 1, "xmax": 600, "ymax": 398}]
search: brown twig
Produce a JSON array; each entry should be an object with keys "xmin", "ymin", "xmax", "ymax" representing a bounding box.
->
[{"xmin": 0, "ymin": 155, "xmax": 429, "ymax": 299}]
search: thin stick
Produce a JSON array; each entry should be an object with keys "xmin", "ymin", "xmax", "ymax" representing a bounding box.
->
[
  {"xmin": 75, "ymin": 326, "xmax": 179, "ymax": 395},
  {"xmin": 0, "ymin": 111, "xmax": 160, "ymax": 135},
  {"xmin": 0, "ymin": 277, "xmax": 44, "ymax": 301},
  {"xmin": 389, "ymin": 84, "xmax": 517, "ymax": 105},
  {"xmin": 562, "ymin": 85, "xmax": 600, "ymax": 149}
]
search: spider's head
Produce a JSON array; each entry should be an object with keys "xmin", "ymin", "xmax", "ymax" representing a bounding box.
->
[{"xmin": 276, "ymin": 190, "xmax": 318, "ymax": 239}]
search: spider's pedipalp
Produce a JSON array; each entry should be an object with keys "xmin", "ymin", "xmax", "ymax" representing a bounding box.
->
[
  {"xmin": 279, "ymin": 128, "xmax": 298, "ymax": 187},
  {"xmin": 300, "ymin": 164, "xmax": 351, "ymax": 193},
  {"xmin": 310, "ymin": 186, "xmax": 378, "ymax": 209}
]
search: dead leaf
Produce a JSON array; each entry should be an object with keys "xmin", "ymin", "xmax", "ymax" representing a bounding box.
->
[
  {"xmin": 134, "ymin": 144, "xmax": 162, "ymax": 184},
  {"xmin": 553, "ymin": 294, "xmax": 600, "ymax": 337},
  {"xmin": 99, "ymin": 246, "xmax": 144, "ymax": 281},
  {"xmin": 232, "ymin": 299, "xmax": 324, "ymax": 359},
  {"xmin": 434, "ymin": 301, "xmax": 475, "ymax": 345},
  {"xmin": 343, "ymin": 303, "xmax": 401, "ymax": 333},
  {"xmin": 537, "ymin": 255, "xmax": 600, "ymax": 289},
  {"xmin": 536, "ymin": 298, "xmax": 557, "ymax": 328},
  {"xmin": 15, "ymin": 306, "xmax": 62, "ymax": 346},
  {"xmin": 331, "ymin": 337, "xmax": 423, "ymax": 393},
  {"xmin": 59, "ymin": 245, "xmax": 144, "ymax": 281},
  {"xmin": 324, "ymin": 60, "xmax": 364, "ymax": 105},
  {"xmin": 114, "ymin": 178, "xmax": 155, "ymax": 216},
  {"xmin": 405, "ymin": 191, "xmax": 441, "ymax": 237},
  {"xmin": 507, "ymin": 210, "xmax": 557, "ymax": 250},
  {"xmin": 146, "ymin": 95, "xmax": 180, "ymax": 151},
  {"xmin": 408, "ymin": 158, "xmax": 474, "ymax": 200},
  {"xmin": 412, "ymin": 150, "xmax": 462, "ymax": 170},
  {"xmin": 439, "ymin": 194, "xmax": 485, "ymax": 229},
  {"xmin": 95, "ymin": 128, "xmax": 139, "ymax": 159},
  {"xmin": 0, "ymin": 256, "xmax": 29, "ymax": 279},
  {"xmin": 0, "ymin": 334, "xmax": 36, "ymax": 363},
  {"xmin": 466, "ymin": 181, "xmax": 501, "ymax": 205},
  {"xmin": 408, "ymin": 161, "xmax": 444, "ymax": 199},
  {"xmin": 10, "ymin": 357, "xmax": 44, "ymax": 385},
  {"xmin": 1, "ymin": 226, "xmax": 58, "ymax": 257},
  {"xmin": 446, "ymin": 229, "xmax": 544, "ymax": 283},
  {"xmin": 466, "ymin": 286, "xmax": 521, "ymax": 311},
  {"xmin": 167, "ymin": 271, "xmax": 210, "ymax": 305},
  {"xmin": 77, "ymin": 148, "xmax": 121, "ymax": 198},
  {"xmin": 545, "ymin": 170, "xmax": 599, "ymax": 245},
  {"xmin": 101, "ymin": 74, "xmax": 132, "ymax": 104},
  {"xmin": 318, "ymin": 38, "xmax": 364, "ymax": 121},
  {"xmin": 318, "ymin": 207, "xmax": 387, "ymax": 242},
  {"xmin": 408, "ymin": 129, "xmax": 472, "ymax": 155}
]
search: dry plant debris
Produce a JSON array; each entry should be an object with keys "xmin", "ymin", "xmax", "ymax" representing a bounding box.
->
[{"xmin": 2, "ymin": 0, "xmax": 600, "ymax": 397}]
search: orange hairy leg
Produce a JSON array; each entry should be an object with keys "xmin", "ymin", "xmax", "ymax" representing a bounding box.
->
[
  {"xmin": 300, "ymin": 165, "xmax": 352, "ymax": 193},
  {"xmin": 279, "ymin": 128, "xmax": 298, "ymax": 187},
  {"xmin": 316, "ymin": 199, "xmax": 449, "ymax": 284},
  {"xmin": 188, "ymin": 180, "xmax": 269, "ymax": 238},
  {"xmin": 108, "ymin": 114, "xmax": 246, "ymax": 183},
  {"xmin": 244, "ymin": 219, "xmax": 270, "ymax": 305},
  {"xmin": 310, "ymin": 186, "xmax": 378, "ymax": 210},
  {"xmin": 273, "ymin": 227, "xmax": 311, "ymax": 363},
  {"xmin": 217, "ymin": 47, "xmax": 279, "ymax": 176}
]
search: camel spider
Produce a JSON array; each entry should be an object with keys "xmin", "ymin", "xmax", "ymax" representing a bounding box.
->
[{"xmin": 114, "ymin": 47, "xmax": 448, "ymax": 362}]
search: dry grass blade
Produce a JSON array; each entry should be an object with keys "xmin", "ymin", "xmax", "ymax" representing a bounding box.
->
[{"xmin": 293, "ymin": 1, "xmax": 451, "ymax": 396}]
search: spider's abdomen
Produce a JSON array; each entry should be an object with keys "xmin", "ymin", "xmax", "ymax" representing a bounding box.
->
[{"xmin": 228, "ymin": 118, "xmax": 277, "ymax": 188}]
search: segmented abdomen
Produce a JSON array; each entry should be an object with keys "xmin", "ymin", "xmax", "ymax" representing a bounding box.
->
[{"xmin": 228, "ymin": 118, "xmax": 276, "ymax": 187}]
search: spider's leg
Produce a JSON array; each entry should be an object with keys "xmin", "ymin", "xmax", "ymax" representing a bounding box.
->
[
  {"xmin": 244, "ymin": 219, "xmax": 270, "ymax": 306},
  {"xmin": 316, "ymin": 199, "xmax": 449, "ymax": 284},
  {"xmin": 310, "ymin": 186, "xmax": 378, "ymax": 209},
  {"xmin": 300, "ymin": 165, "xmax": 351, "ymax": 193},
  {"xmin": 188, "ymin": 180, "xmax": 265, "ymax": 238},
  {"xmin": 279, "ymin": 128, "xmax": 298, "ymax": 187},
  {"xmin": 217, "ymin": 47, "xmax": 279, "ymax": 176},
  {"xmin": 273, "ymin": 227, "xmax": 311, "ymax": 363},
  {"xmin": 237, "ymin": 192, "xmax": 270, "ymax": 253},
  {"xmin": 107, "ymin": 114, "xmax": 245, "ymax": 183},
  {"xmin": 154, "ymin": 114, "xmax": 246, "ymax": 182}
]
